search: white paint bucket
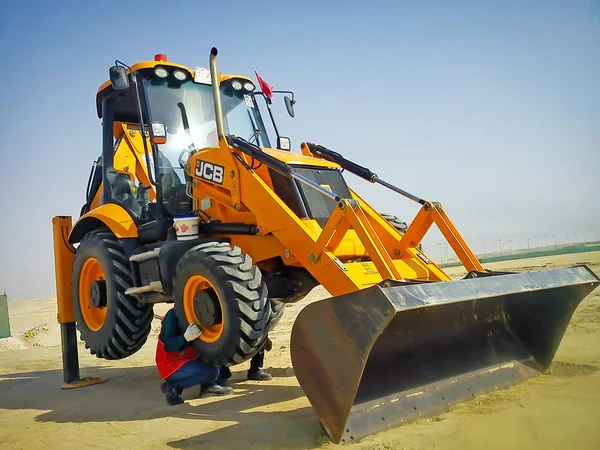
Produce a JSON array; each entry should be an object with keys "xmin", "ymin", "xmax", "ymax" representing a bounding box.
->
[{"xmin": 173, "ymin": 215, "xmax": 199, "ymax": 241}]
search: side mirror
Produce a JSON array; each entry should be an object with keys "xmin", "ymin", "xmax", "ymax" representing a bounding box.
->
[
  {"xmin": 284, "ymin": 96, "xmax": 295, "ymax": 118},
  {"xmin": 278, "ymin": 136, "xmax": 291, "ymax": 151},
  {"xmin": 109, "ymin": 65, "xmax": 130, "ymax": 91}
]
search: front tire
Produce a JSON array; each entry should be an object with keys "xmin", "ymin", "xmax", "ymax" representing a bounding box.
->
[
  {"xmin": 173, "ymin": 242, "xmax": 272, "ymax": 367},
  {"xmin": 71, "ymin": 228, "xmax": 153, "ymax": 359}
]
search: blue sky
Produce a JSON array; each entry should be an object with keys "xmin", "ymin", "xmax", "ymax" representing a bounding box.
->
[{"xmin": 0, "ymin": 0, "xmax": 598, "ymax": 300}]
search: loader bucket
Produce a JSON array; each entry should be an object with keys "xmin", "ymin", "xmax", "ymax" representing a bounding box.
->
[{"xmin": 290, "ymin": 265, "xmax": 600, "ymax": 444}]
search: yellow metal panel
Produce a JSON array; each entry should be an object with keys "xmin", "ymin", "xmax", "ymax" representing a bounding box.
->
[
  {"xmin": 52, "ymin": 216, "xmax": 76, "ymax": 324},
  {"xmin": 71, "ymin": 204, "xmax": 138, "ymax": 239},
  {"xmin": 302, "ymin": 220, "xmax": 367, "ymax": 258},
  {"xmin": 228, "ymin": 235, "xmax": 284, "ymax": 264},
  {"xmin": 340, "ymin": 260, "xmax": 433, "ymax": 286},
  {"xmin": 221, "ymin": 74, "xmax": 254, "ymax": 83},
  {"xmin": 262, "ymin": 148, "xmax": 341, "ymax": 168}
]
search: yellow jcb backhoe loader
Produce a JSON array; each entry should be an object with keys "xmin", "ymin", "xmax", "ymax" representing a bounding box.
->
[{"xmin": 52, "ymin": 48, "xmax": 599, "ymax": 444}]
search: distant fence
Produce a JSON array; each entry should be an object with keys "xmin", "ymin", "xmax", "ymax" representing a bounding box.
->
[
  {"xmin": 439, "ymin": 244, "xmax": 600, "ymax": 268},
  {"xmin": 0, "ymin": 292, "xmax": 10, "ymax": 338}
]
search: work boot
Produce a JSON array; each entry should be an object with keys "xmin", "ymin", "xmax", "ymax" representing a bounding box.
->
[
  {"xmin": 216, "ymin": 366, "xmax": 232, "ymax": 386},
  {"xmin": 247, "ymin": 369, "xmax": 273, "ymax": 381},
  {"xmin": 161, "ymin": 381, "xmax": 184, "ymax": 406},
  {"xmin": 200, "ymin": 382, "xmax": 234, "ymax": 398},
  {"xmin": 216, "ymin": 376, "xmax": 229, "ymax": 387},
  {"xmin": 220, "ymin": 366, "xmax": 232, "ymax": 379}
]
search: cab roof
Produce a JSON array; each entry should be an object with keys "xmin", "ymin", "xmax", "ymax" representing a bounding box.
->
[{"xmin": 95, "ymin": 55, "xmax": 253, "ymax": 119}]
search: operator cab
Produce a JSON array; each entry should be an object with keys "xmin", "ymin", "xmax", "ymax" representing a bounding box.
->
[{"xmin": 93, "ymin": 54, "xmax": 274, "ymax": 239}]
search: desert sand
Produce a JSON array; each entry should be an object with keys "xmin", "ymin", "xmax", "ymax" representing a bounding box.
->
[{"xmin": 1, "ymin": 252, "xmax": 599, "ymax": 449}]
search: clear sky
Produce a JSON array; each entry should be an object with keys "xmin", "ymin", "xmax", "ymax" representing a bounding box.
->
[{"xmin": 1, "ymin": 0, "xmax": 598, "ymax": 300}]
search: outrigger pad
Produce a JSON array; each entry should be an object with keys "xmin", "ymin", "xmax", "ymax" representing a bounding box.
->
[
  {"xmin": 61, "ymin": 377, "xmax": 105, "ymax": 390},
  {"xmin": 290, "ymin": 265, "xmax": 600, "ymax": 444}
]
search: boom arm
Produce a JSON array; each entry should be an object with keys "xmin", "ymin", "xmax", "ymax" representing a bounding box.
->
[
  {"xmin": 231, "ymin": 135, "xmax": 483, "ymax": 276},
  {"xmin": 302, "ymin": 142, "xmax": 426, "ymax": 205}
]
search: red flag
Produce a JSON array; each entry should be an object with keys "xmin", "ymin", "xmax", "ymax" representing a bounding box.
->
[{"xmin": 255, "ymin": 71, "xmax": 274, "ymax": 98}]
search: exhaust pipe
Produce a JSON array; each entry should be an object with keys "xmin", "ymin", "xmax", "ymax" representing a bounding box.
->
[{"xmin": 209, "ymin": 47, "xmax": 225, "ymax": 142}]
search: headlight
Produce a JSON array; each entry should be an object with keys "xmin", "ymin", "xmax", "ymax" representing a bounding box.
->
[
  {"xmin": 232, "ymin": 80, "xmax": 243, "ymax": 90},
  {"xmin": 154, "ymin": 67, "xmax": 169, "ymax": 78},
  {"xmin": 243, "ymin": 82, "xmax": 255, "ymax": 92},
  {"xmin": 151, "ymin": 122, "xmax": 166, "ymax": 138},
  {"xmin": 151, "ymin": 122, "xmax": 167, "ymax": 144},
  {"xmin": 173, "ymin": 69, "xmax": 188, "ymax": 81}
]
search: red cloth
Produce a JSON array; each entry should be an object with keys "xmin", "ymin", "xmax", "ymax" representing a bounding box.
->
[{"xmin": 155, "ymin": 325, "xmax": 198, "ymax": 380}]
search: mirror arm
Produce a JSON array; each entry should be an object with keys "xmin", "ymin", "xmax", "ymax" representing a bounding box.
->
[{"xmin": 272, "ymin": 90, "xmax": 295, "ymax": 103}]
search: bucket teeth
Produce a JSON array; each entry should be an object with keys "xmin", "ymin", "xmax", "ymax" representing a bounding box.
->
[{"xmin": 290, "ymin": 265, "xmax": 600, "ymax": 444}]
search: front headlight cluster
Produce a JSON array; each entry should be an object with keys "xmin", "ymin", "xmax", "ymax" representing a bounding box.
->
[
  {"xmin": 154, "ymin": 66, "xmax": 189, "ymax": 81},
  {"xmin": 229, "ymin": 78, "xmax": 255, "ymax": 93}
]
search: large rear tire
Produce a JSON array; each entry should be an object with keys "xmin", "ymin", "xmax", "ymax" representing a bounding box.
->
[
  {"xmin": 381, "ymin": 212, "xmax": 423, "ymax": 250},
  {"xmin": 380, "ymin": 213, "xmax": 408, "ymax": 234},
  {"xmin": 173, "ymin": 242, "xmax": 272, "ymax": 367},
  {"xmin": 71, "ymin": 228, "xmax": 153, "ymax": 359}
]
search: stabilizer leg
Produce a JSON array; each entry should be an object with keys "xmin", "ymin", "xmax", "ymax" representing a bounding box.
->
[
  {"xmin": 61, "ymin": 322, "xmax": 104, "ymax": 389},
  {"xmin": 53, "ymin": 216, "xmax": 104, "ymax": 389}
]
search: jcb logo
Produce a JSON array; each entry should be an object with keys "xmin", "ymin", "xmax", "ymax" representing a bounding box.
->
[{"xmin": 195, "ymin": 160, "xmax": 224, "ymax": 185}]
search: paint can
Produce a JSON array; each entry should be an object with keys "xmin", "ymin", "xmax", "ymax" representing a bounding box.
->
[{"xmin": 173, "ymin": 215, "xmax": 199, "ymax": 241}]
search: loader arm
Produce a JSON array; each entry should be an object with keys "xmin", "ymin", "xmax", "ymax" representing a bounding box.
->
[
  {"xmin": 217, "ymin": 136, "xmax": 599, "ymax": 444},
  {"xmin": 303, "ymin": 141, "xmax": 484, "ymax": 272},
  {"xmin": 225, "ymin": 136, "xmax": 473, "ymax": 290}
]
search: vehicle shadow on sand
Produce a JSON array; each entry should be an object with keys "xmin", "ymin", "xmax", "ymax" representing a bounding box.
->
[{"xmin": 0, "ymin": 364, "xmax": 325, "ymax": 448}]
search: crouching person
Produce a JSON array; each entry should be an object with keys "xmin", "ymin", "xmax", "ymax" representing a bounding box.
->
[{"xmin": 156, "ymin": 307, "xmax": 233, "ymax": 405}]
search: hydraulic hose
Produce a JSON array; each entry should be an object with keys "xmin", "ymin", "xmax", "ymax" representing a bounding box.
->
[
  {"xmin": 229, "ymin": 136, "xmax": 342, "ymax": 202},
  {"xmin": 304, "ymin": 142, "xmax": 425, "ymax": 205}
]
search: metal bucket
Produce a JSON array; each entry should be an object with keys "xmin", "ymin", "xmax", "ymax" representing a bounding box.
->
[{"xmin": 290, "ymin": 265, "xmax": 600, "ymax": 443}]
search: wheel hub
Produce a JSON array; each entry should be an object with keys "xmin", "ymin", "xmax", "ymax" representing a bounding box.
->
[
  {"xmin": 194, "ymin": 291, "xmax": 221, "ymax": 327},
  {"xmin": 90, "ymin": 280, "xmax": 107, "ymax": 308}
]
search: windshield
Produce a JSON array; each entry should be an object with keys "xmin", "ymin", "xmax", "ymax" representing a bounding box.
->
[{"xmin": 141, "ymin": 71, "xmax": 271, "ymax": 215}]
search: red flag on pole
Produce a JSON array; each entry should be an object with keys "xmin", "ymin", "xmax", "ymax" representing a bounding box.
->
[{"xmin": 255, "ymin": 71, "xmax": 274, "ymax": 98}]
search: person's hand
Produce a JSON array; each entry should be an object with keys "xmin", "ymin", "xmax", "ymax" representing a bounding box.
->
[{"xmin": 184, "ymin": 323, "xmax": 202, "ymax": 342}]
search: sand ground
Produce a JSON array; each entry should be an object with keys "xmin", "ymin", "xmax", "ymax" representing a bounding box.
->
[{"xmin": 1, "ymin": 252, "xmax": 599, "ymax": 449}]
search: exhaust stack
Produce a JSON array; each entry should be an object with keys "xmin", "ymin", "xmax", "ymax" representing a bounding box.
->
[{"xmin": 209, "ymin": 47, "xmax": 225, "ymax": 142}]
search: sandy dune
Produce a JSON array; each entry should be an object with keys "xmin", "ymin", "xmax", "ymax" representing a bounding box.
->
[{"xmin": 1, "ymin": 252, "xmax": 599, "ymax": 449}]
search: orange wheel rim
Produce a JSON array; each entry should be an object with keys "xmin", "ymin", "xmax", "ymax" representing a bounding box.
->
[
  {"xmin": 183, "ymin": 275, "xmax": 224, "ymax": 343},
  {"xmin": 79, "ymin": 257, "xmax": 107, "ymax": 331}
]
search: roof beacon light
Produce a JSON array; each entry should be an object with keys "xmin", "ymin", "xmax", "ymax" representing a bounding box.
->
[{"xmin": 155, "ymin": 53, "xmax": 168, "ymax": 62}]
